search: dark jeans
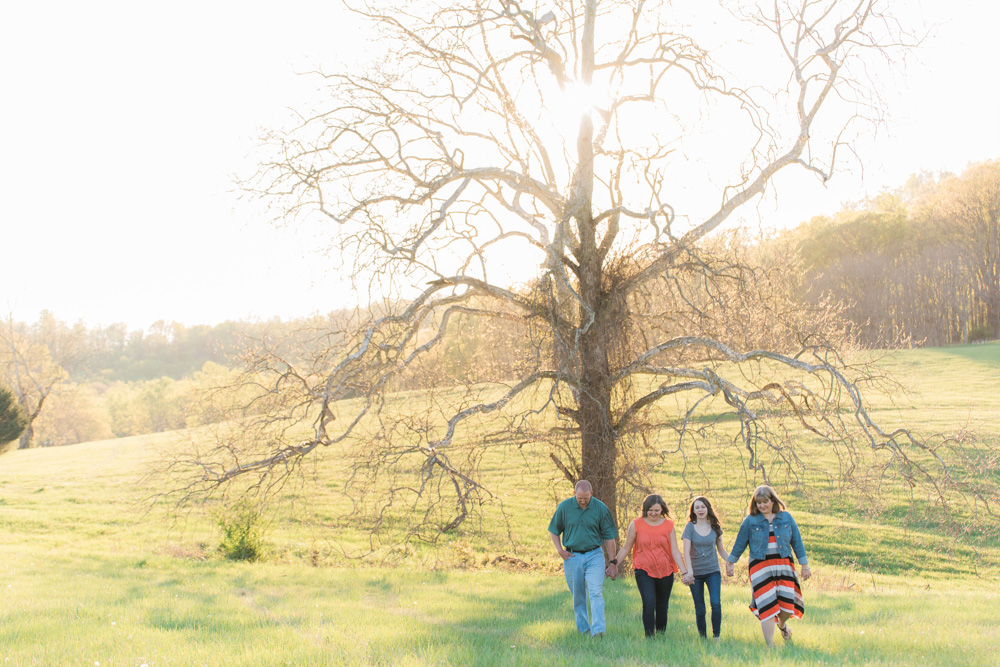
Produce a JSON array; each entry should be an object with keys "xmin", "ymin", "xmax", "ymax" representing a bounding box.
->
[
  {"xmin": 688, "ymin": 570, "xmax": 722, "ymax": 638},
  {"xmin": 633, "ymin": 568, "xmax": 674, "ymax": 637}
]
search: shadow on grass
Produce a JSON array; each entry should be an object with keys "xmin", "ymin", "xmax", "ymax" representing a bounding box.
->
[
  {"xmin": 348, "ymin": 570, "xmax": 989, "ymax": 666},
  {"xmin": 937, "ymin": 341, "xmax": 1000, "ymax": 368},
  {"xmin": 15, "ymin": 550, "xmax": 990, "ymax": 666}
]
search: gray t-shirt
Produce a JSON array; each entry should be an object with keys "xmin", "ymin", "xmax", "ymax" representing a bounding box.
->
[{"xmin": 682, "ymin": 522, "xmax": 722, "ymax": 576}]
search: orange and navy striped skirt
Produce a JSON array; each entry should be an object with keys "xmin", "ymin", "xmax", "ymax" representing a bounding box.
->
[{"xmin": 748, "ymin": 531, "xmax": 804, "ymax": 621}]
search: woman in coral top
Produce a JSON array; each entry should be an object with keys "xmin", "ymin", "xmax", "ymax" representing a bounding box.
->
[{"xmin": 611, "ymin": 494, "xmax": 691, "ymax": 637}]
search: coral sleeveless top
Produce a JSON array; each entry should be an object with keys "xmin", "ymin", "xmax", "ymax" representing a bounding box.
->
[{"xmin": 631, "ymin": 518, "xmax": 679, "ymax": 578}]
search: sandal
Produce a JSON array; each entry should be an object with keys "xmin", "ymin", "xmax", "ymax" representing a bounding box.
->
[{"xmin": 779, "ymin": 622, "xmax": 792, "ymax": 641}]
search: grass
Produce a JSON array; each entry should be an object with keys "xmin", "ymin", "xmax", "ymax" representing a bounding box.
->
[
  {"xmin": 1, "ymin": 556, "xmax": 997, "ymax": 665},
  {"xmin": 0, "ymin": 343, "xmax": 999, "ymax": 664}
]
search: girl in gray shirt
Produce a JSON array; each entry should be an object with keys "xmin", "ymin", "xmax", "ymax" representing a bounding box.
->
[{"xmin": 681, "ymin": 496, "xmax": 730, "ymax": 640}]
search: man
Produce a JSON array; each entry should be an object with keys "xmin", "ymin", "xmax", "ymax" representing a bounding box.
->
[{"xmin": 548, "ymin": 479, "xmax": 619, "ymax": 637}]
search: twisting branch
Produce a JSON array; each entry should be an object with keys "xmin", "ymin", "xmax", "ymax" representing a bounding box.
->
[{"xmin": 160, "ymin": 1, "xmax": 990, "ymax": 557}]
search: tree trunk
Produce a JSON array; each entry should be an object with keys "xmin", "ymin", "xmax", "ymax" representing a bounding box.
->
[
  {"xmin": 578, "ymin": 315, "xmax": 617, "ymax": 518},
  {"xmin": 577, "ymin": 225, "xmax": 616, "ymax": 517},
  {"xmin": 571, "ymin": 0, "xmax": 618, "ymax": 517},
  {"xmin": 18, "ymin": 422, "xmax": 33, "ymax": 449},
  {"xmin": 17, "ymin": 394, "xmax": 45, "ymax": 449}
]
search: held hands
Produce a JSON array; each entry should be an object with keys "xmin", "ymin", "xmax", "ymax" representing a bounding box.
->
[
  {"xmin": 680, "ymin": 572, "xmax": 694, "ymax": 585},
  {"xmin": 725, "ymin": 562, "xmax": 735, "ymax": 577},
  {"xmin": 605, "ymin": 563, "xmax": 619, "ymax": 579}
]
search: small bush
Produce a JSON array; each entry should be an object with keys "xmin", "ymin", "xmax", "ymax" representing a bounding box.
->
[
  {"xmin": 0, "ymin": 384, "xmax": 28, "ymax": 446},
  {"xmin": 217, "ymin": 500, "xmax": 266, "ymax": 562},
  {"xmin": 968, "ymin": 323, "xmax": 994, "ymax": 342}
]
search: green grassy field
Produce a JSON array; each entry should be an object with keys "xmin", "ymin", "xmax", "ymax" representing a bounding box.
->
[{"xmin": 1, "ymin": 344, "xmax": 998, "ymax": 665}]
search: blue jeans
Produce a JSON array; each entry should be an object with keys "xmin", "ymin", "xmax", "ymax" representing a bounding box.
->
[
  {"xmin": 688, "ymin": 571, "xmax": 722, "ymax": 638},
  {"xmin": 634, "ymin": 568, "xmax": 674, "ymax": 637},
  {"xmin": 562, "ymin": 547, "xmax": 606, "ymax": 634}
]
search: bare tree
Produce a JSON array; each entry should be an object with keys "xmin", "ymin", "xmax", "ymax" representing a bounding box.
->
[
  {"xmin": 173, "ymin": 1, "xmax": 969, "ymax": 538},
  {"xmin": 0, "ymin": 314, "xmax": 70, "ymax": 449}
]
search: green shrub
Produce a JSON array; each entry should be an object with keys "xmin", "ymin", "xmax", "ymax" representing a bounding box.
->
[
  {"xmin": 0, "ymin": 385, "xmax": 28, "ymax": 446},
  {"xmin": 968, "ymin": 322, "xmax": 993, "ymax": 342},
  {"xmin": 217, "ymin": 500, "xmax": 266, "ymax": 561}
]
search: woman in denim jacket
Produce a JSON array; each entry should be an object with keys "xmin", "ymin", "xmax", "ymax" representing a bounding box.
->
[{"xmin": 725, "ymin": 485, "xmax": 812, "ymax": 647}]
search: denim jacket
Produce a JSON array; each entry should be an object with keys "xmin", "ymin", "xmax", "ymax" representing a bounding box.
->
[{"xmin": 726, "ymin": 511, "xmax": 808, "ymax": 565}]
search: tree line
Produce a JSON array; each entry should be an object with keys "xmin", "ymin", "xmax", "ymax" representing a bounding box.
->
[
  {"xmin": 0, "ymin": 312, "xmax": 353, "ymax": 448},
  {"xmin": 782, "ymin": 160, "xmax": 1000, "ymax": 347},
  {"xmin": 2, "ymin": 160, "xmax": 997, "ymax": 452}
]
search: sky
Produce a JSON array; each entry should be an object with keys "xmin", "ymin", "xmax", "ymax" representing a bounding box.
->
[{"xmin": 1, "ymin": 0, "xmax": 998, "ymax": 332}]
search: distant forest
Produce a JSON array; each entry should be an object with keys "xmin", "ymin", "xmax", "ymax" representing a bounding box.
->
[
  {"xmin": 781, "ymin": 160, "xmax": 1000, "ymax": 348},
  {"xmin": 2, "ymin": 160, "xmax": 998, "ymax": 448},
  {"xmin": 0, "ymin": 312, "xmax": 358, "ymax": 448},
  {"xmin": 71, "ymin": 318, "xmax": 298, "ymax": 383}
]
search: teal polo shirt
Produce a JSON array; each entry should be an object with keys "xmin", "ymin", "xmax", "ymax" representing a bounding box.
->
[{"xmin": 548, "ymin": 496, "xmax": 617, "ymax": 551}]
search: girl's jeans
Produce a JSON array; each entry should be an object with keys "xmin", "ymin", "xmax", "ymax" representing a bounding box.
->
[{"xmin": 688, "ymin": 570, "xmax": 722, "ymax": 637}]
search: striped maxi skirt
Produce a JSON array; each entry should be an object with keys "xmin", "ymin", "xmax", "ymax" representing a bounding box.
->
[{"xmin": 748, "ymin": 543, "xmax": 804, "ymax": 621}]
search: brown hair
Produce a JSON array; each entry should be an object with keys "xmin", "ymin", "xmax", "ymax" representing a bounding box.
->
[
  {"xmin": 748, "ymin": 485, "xmax": 785, "ymax": 516},
  {"xmin": 688, "ymin": 496, "xmax": 723, "ymax": 536},
  {"xmin": 642, "ymin": 494, "xmax": 672, "ymax": 519}
]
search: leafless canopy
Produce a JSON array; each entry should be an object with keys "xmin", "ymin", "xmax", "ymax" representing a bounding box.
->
[{"xmin": 167, "ymin": 1, "xmax": 982, "ymax": 544}]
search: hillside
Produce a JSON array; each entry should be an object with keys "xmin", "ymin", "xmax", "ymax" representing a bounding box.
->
[{"xmin": 0, "ymin": 344, "xmax": 998, "ymax": 664}]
